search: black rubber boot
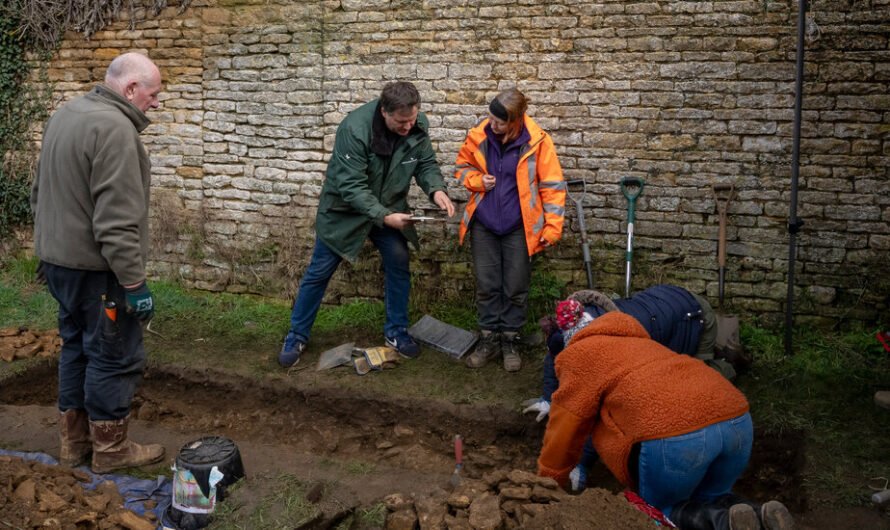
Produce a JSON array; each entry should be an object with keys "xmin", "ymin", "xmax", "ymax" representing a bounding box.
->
[
  {"xmin": 670, "ymin": 498, "xmax": 762, "ymax": 530},
  {"xmin": 714, "ymin": 493, "xmax": 762, "ymax": 513},
  {"xmin": 670, "ymin": 499, "xmax": 729, "ymax": 530}
]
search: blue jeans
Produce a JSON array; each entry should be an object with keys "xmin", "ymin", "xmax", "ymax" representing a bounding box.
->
[
  {"xmin": 637, "ymin": 413, "xmax": 753, "ymax": 519},
  {"xmin": 43, "ymin": 263, "xmax": 146, "ymax": 420},
  {"xmin": 288, "ymin": 227, "xmax": 411, "ymax": 341}
]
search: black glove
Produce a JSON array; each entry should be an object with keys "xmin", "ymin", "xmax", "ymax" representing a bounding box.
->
[
  {"xmin": 124, "ymin": 282, "xmax": 154, "ymax": 322},
  {"xmin": 35, "ymin": 261, "xmax": 46, "ymax": 285}
]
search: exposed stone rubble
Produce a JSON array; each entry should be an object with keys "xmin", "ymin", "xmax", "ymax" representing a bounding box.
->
[
  {"xmin": 383, "ymin": 468, "xmax": 655, "ymax": 530},
  {"xmin": 0, "ymin": 455, "xmax": 157, "ymax": 530},
  {"xmin": 0, "ymin": 327, "xmax": 61, "ymax": 362}
]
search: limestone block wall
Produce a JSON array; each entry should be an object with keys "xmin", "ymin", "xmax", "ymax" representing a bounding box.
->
[{"xmin": 41, "ymin": 0, "xmax": 890, "ymax": 327}]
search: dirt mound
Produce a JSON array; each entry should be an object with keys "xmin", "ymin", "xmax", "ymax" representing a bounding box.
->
[
  {"xmin": 0, "ymin": 327, "xmax": 60, "ymax": 362},
  {"xmin": 0, "ymin": 455, "xmax": 156, "ymax": 530},
  {"xmin": 382, "ymin": 468, "xmax": 654, "ymax": 529}
]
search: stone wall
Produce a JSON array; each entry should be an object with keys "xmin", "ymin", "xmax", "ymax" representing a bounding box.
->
[{"xmin": 42, "ymin": 0, "xmax": 890, "ymax": 327}]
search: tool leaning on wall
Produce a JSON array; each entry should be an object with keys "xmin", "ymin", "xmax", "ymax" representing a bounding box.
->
[{"xmin": 620, "ymin": 177, "xmax": 645, "ymax": 299}]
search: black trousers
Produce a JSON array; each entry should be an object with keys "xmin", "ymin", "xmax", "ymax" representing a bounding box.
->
[
  {"xmin": 43, "ymin": 262, "xmax": 145, "ymax": 420},
  {"xmin": 470, "ymin": 223, "xmax": 531, "ymax": 333}
]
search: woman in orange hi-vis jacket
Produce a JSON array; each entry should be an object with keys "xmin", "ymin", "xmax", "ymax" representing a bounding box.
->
[{"xmin": 454, "ymin": 88, "xmax": 566, "ymax": 373}]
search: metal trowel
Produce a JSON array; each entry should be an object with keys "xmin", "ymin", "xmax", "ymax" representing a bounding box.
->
[{"xmin": 315, "ymin": 342, "xmax": 355, "ymax": 371}]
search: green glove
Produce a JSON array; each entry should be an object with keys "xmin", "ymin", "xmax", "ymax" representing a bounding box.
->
[{"xmin": 124, "ymin": 282, "xmax": 154, "ymax": 322}]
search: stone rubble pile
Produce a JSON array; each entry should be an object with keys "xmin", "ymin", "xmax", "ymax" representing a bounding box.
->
[
  {"xmin": 383, "ymin": 468, "xmax": 569, "ymax": 530},
  {"xmin": 0, "ymin": 327, "xmax": 61, "ymax": 362},
  {"xmin": 0, "ymin": 455, "xmax": 157, "ymax": 530}
]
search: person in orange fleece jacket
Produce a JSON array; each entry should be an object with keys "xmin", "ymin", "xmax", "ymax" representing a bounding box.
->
[{"xmin": 537, "ymin": 312, "xmax": 794, "ymax": 530}]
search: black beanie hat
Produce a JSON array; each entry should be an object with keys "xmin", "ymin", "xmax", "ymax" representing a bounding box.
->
[{"xmin": 489, "ymin": 97, "xmax": 508, "ymax": 121}]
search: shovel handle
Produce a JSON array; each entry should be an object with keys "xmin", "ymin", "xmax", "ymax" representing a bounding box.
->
[
  {"xmin": 620, "ymin": 177, "xmax": 645, "ymax": 202},
  {"xmin": 620, "ymin": 177, "xmax": 645, "ymax": 224},
  {"xmin": 454, "ymin": 435, "xmax": 462, "ymax": 466},
  {"xmin": 566, "ymin": 179, "xmax": 587, "ymax": 205},
  {"xmin": 713, "ymin": 183, "xmax": 734, "ymax": 215}
]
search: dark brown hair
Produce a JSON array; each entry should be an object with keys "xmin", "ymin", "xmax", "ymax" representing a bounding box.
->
[
  {"xmin": 380, "ymin": 81, "xmax": 421, "ymax": 113},
  {"xmin": 492, "ymin": 87, "xmax": 528, "ymax": 143}
]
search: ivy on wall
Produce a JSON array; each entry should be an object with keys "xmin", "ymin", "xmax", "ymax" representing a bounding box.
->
[
  {"xmin": 0, "ymin": 11, "xmax": 51, "ymax": 239},
  {"xmin": 0, "ymin": 0, "xmax": 192, "ymax": 239}
]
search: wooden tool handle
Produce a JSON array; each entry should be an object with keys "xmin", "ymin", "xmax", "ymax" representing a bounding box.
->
[{"xmin": 454, "ymin": 435, "xmax": 462, "ymax": 466}]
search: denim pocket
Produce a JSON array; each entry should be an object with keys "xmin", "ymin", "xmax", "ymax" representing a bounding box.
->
[
  {"xmin": 726, "ymin": 413, "xmax": 753, "ymax": 453},
  {"xmin": 662, "ymin": 429, "xmax": 707, "ymax": 474},
  {"xmin": 98, "ymin": 298, "xmax": 125, "ymax": 359}
]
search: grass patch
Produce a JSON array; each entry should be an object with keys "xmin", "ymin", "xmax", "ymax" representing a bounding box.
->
[
  {"xmin": 209, "ymin": 474, "xmax": 320, "ymax": 530},
  {"xmin": 344, "ymin": 460, "xmax": 375, "ymax": 476},
  {"xmin": 738, "ymin": 323, "xmax": 890, "ymax": 507},
  {"xmin": 355, "ymin": 502, "xmax": 387, "ymax": 527},
  {"xmin": 0, "ymin": 255, "xmax": 57, "ymax": 330}
]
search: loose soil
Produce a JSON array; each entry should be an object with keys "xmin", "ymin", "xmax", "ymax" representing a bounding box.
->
[{"xmin": 1, "ymin": 361, "xmax": 888, "ymax": 529}]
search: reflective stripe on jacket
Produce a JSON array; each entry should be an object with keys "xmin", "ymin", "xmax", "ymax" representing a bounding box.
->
[{"xmin": 454, "ymin": 115, "xmax": 566, "ymax": 256}]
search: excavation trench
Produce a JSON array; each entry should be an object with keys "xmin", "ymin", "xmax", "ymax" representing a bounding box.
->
[{"xmin": 0, "ymin": 361, "xmax": 808, "ymax": 525}]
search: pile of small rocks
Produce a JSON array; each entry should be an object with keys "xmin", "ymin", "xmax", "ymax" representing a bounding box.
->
[
  {"xmin": 0, "ymin": 327, "xmax": 61, "ymax": 362},
  {"xmin": 0, "ymin": 455, "xmax": 157, "ymax": 530},
  {"xmin": 383, "ymin": 469, "xmax": 567, "ymax": 530}
]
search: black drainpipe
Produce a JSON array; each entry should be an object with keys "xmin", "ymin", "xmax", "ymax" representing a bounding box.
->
[{"xmin": 785, "ymin": 0, "xmax": 808, "ymax": 356}]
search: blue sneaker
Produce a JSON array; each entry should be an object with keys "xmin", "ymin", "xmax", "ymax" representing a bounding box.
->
[
  {"xmin": 278, "ymin": 332, "xmax": 305, "ymax": 368},
  {"xmin": 385, "ymin": 332, "xmax": 420, "ymax": 359}
]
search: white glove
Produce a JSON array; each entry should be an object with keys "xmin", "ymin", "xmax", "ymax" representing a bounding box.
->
[
  {"xmin": 569, "ymin": 464, "xmax": 587, "ymax": 492},
  {"xmin": 521, "ymin": 398, "xmax": 551, "ymax": 422}
]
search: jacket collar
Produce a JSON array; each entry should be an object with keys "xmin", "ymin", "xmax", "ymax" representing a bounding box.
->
[
  {"xmin": 370, "ymin": 101, "xmax": 427, "ymax": 157},
  {"xmin": 572, "ymin": 312, "xmax": 651, "ymax": 344},
  {"xmin": 91, "ymin": 85, "xmax": 151, "ymax": 132},
  {"xmin": 471, "ymin": 115, "xmax": 544, "ymax": 150},
  {"xmin": 483, "ymin": 121, "xmax": 532, "ymax": 152}
]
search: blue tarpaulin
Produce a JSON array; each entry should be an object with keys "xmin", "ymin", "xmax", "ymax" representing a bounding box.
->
[{"xmin": 0, "ymin": 449, "xmax": 171, "ymax": 527}]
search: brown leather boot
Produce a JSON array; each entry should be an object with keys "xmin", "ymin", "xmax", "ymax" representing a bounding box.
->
[
  {"xmin": 466, "ymin": 331, "xmax": 500, "ymax": 368},
  {"xmin": 59, "ymin": 409, "xmax": 91, "ymax": 467},
  {"xmin": 501, "ymin": 332, "xmax": 522, "ymax": 372},
  {"xmin": 90, "ymin": 416, "xmax": 165, "ymax": 474}
]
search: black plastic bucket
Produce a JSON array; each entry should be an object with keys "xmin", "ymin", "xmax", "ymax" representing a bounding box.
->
[{"xmin": 163, "ymin": 436, "xmax": 245, "ymax": 530}]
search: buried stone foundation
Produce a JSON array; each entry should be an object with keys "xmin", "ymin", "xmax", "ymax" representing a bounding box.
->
[{"xmin": 382, "ymin": 469, "xmax": 654, "ymax": 530}]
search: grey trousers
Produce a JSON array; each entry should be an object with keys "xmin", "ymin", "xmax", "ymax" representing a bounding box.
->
[{"xmin": 470, "ymin": 223, "xmax": 531, "ymax": 332}]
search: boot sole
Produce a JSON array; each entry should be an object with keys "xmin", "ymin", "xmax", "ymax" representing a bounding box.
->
[
  {"xmin": 761, "ymin": 500, "xmax": 795, "ymax": 530},
  {"xmin": 503, "ymin": 354, "xmax": 522, "ymax": 372},
  {"xmin": 729, "ymin": 503, "xmax": 761, "ymax": 530},
  {"xmin": 92, "ymin": 451, "xmax": 165, "ymax": 475}
]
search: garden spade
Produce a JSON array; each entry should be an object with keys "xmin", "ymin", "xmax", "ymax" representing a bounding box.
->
[
  {"xmin": 713, "ymin": 182, "xmax": 735, "ymax": 309},
  {"xmin": 620, "ymin": 177, "xmax": 645, "ymax": 298},
  {"xmin": 712, "ymin": 182, "xmax": 749, "ymax": 373},
  {"xmin": 450, "ymin": 434, "xmax": 463, "ymax": 488},
  {"xmin": 566, "ymin": 179, "xmax": 594, "ymax": 289}
]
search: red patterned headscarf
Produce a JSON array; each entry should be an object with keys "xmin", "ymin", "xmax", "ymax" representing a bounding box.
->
[{"xmin": 555, "ymin": 299, "xmax": 583, "ymax": 331}]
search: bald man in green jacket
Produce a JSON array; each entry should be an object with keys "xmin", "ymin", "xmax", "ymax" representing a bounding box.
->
[{"xmin": 31, "ymin": 52, "xmax": 165, "ymax": 474}]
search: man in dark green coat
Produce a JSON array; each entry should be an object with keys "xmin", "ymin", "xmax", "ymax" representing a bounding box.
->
[{"xmin": 279, "ymin": 81, "xmax": 455, "ymax": 366}]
